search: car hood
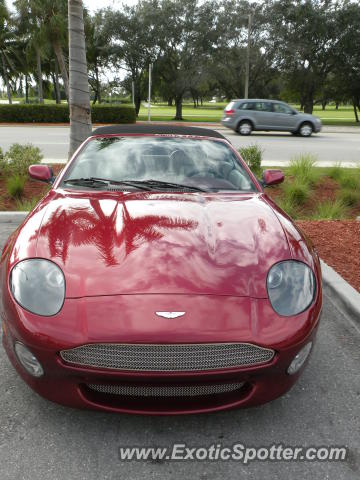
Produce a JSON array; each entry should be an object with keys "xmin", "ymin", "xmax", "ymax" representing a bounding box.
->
[{"xmin": 33, "ymin": 190, "xmax": 290, "ymax": 298}]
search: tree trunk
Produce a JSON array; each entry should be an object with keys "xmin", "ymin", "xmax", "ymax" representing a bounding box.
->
[
  {"xmin": 54, "ymin": 59, "xmax": 61, "ymax": 104},
  {"xmin": 174, "ymin": 96, "xmax": 183, "ymax": 120},
  {"xmin": 95, "ymin": 66, "xmax": 101, "ymax": 103},
  {"xmin": 303, "ymin": 95, "xmax": 314, "ymax": 114},
  {"xmin": 92, "ymin": 89, "xmax": 98, "ymax": 105},
  {"xmin": 68, "ymin": 0, "xmax": 92, "ymax": 159},
  {"xmin": 1, "ymin": 51, "xmax": 12, "ymax": 104},
  {"xmin": 53, "ymin": 41, "xmax": 69, "ymax": 102},
  {"xmin": 167, "ymin": 97, "xmax": 173, "ymax": 106},
  {"xmin": 335, "ymin": 102, "xmax": 339, "ymax": 110},
  {"xmin": 36, "ymin": 47, "xmax": 44, "ymax": 104},
  {"xmin": 353, "ymin": 98, "xmax": 359, "ymax": 123},
  {"xmin": 135, "ymin": 94, "xmax": 141, "ymax": 116},
  {"xmin": 321, "ymin": 99, "xmax": 326, "ymax": 111},
  {"xmin": 25, "ymin": 74, "xmax": 29, "ymax": 103}
]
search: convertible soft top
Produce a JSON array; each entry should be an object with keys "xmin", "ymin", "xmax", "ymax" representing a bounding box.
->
[{"xmin": 90, "ymin": 124, "xmax": 227, "ymax": 140}]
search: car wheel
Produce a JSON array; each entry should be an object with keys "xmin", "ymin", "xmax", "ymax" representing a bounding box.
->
[
  {"xmin": 237, "ymin": 121, "xmax": 252, "ymax": 136},
  {"xmin": 299, "ymin": 122, "xmax": 313, "ymax": 137}
]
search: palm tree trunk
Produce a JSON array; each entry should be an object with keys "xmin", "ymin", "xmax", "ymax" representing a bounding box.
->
[
  {"xmin": 1, "ymin": 51, "xmax": 12, "ymax": 104},
  {"xmin": 54, "ymin": 59, "xmax": 61, "ymax": 104},
  {"xmin": 53, "ymin": 41, "xmax": 69, "ymax": 102},
  {"xmin": 36, "ymin": 47, "xmax": 44, "ymax": 104},
  {"xmin": 68, "ymin": 0, "xmax": 92, "ymax": 159}
]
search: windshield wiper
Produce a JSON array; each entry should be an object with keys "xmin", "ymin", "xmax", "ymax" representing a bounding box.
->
[
  {"xmin": 63, "ymin": 177, "xmax": 206, "ymax": 192},
  {"xmin": 63, "ymin": 178, "xmax": 110, "ymax": 188},
  {"xmin": 63, "ymin": 177, "xmax": 150, "ymax": 190}
]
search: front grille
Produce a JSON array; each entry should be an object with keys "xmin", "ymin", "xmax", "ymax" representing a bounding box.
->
[
  {"xmin": 60, "ymin": 343, "xmax": 274, "ymax": 372},
  {"xmin": 87, "ymin": 382, "xmax": 244, "ymax": 397}
]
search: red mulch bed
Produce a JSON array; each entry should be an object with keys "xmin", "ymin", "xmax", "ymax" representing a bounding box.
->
[
  {"xmin": 297, "ymin": 220, "xmax": 360, "ymax": 293},
  {"xmin": 267, "ymin": 176, "xmax": 360, "ymax": 218}
]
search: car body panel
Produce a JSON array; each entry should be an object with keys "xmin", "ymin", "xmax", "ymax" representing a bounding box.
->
[{"xmin": 25, "ymin": 191, "xmax": 291, "ymax": 299}]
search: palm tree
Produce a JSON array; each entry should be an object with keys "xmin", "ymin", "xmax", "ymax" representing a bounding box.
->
[
  {"xmin": 15, "ymin": 0, "xmax": 46, "ymax": 103},
  {"xmin": 0, "ymin": 0, "xmax": 15, "ymax": 103},
  {"xmin": 68, "ymin": 0, "xmax": 92, "ymax": 159}
]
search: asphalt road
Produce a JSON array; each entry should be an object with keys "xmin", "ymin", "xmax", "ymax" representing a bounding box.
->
[
  {"xmin": 0, "ymin": 220, "xmax": 359, "ymax": 480},
  {"xmin": 0, "ymin": 125, "xmax": 359, "ymax": 166}
]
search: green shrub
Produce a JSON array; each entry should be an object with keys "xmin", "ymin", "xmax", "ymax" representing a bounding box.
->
[
  {"xmin": 328, "ymin": 162, "xmax": 343, "ymax": 181},
  {"xmin": 338, "ymin": 188, "xmax": 360, "ymax": 207},
  {"xmin": 6, "ymin": 175, "xmax": 26, "ymax": 199},
  {"xmin": 0, "ymin": 103, "xmax": 136, "ymax": 123},
  {"xmin": 1, "ymin": 143, "xmax": 42, "ymax": 177},
  {"xmin": 282, "ymin": 178, "xmax": 310, "ymax": 206},
  {"xmin": 312, "ymin": 199, "xmax": 347, "ymax": 219},
  {"xmin": 91, "ymin": 104, "xmax": 136, "ymax": 123},
  {"xmin": 288, "ymin": 154, "xmax": 318, "ymax": 185},
  {"xmin": 238, "ymin": 144, "xmax": 263, "ymax": 176}
]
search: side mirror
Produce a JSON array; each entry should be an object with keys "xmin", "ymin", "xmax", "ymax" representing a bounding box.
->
[
  {"xmin": 29, "ymin": 165, "xmax": 54, "ymax": 183},
  {"xmin": 262, "ymin": 169, "xmax": 284, "ymax": 187}
]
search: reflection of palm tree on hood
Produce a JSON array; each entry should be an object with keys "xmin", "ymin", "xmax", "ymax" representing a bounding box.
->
[{"xmin": 40, "ymin": 197, "xmax": 198, "ymax": 267}]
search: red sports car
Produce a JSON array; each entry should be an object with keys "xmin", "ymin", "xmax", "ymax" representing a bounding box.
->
[{"xmin": 0, "ymin": 125, "xmax": 322, "ymax": 415}]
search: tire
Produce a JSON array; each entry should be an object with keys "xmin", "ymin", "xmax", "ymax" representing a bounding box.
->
[
  {"xmin": 299, "ymin": 122, "xmax": 313, "ymax": 137},
  {"xmin": 237, "ymin": 120, "xmax": 252, "ymax": 136}
]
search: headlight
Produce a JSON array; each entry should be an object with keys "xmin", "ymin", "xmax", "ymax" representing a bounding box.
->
[
  {"xmin": 267, "ymin": 261, "xmax": 315, "ymax": 316},
  {"xmin": 10, "ymin": 259, "xmax": 65, "ymax": 316}
]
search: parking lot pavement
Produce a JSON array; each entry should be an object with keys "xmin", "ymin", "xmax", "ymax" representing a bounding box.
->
[
  {"xmin": 0, "ymin": 224, "xmax": 359, "ymax": 480},
  {"xmin": 0, "ymin": 124, "xmax": 360, "ymax": 166}
]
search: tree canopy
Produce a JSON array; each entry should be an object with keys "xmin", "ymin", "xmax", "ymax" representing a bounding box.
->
[{"xmin": 0, "ymin": 0, "xmax": 359, "ymax": 120}]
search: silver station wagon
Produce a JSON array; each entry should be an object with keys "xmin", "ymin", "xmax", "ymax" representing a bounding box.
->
[{"xmin": 221, "ymin": 99, "xmax": 322, "ymax": 137}]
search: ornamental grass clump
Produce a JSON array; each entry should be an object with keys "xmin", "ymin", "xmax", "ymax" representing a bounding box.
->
[
  {"xmin": 282, "ymin": 178, "xmax": 310, "ymax": 206},
  {"xmin": 6, "ymin": 175, "xmax": 26, "ymax": 199},
  {"xmin": 328, "ymin": 162, "xmax": 343, "ymax": 182},
  {"xmin": 312, "ymin": 199, "xmax": 347, "ymax": 220},
  {"xmin": 277, "ymin": 197, "xmax": 298, "ymax": 219},
  {"xmin": 338, "ymin": 188, "xmax": 360, "ymax": 207},
  {"xmin": 339, "ymin": 170, "xmax": 360, "ymax": 190},
  {"xmin": 288, "ymin": 154, "xmax": 318, "ymax": 185}
]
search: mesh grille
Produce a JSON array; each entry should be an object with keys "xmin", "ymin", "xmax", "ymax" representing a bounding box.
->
[
  {"xmin": 87, "ymin": 382, "xmax": 244, "ymax": 397},
  {"xmin": 60, "ymin": 343, "xmax": 274, "ymax": 372}
]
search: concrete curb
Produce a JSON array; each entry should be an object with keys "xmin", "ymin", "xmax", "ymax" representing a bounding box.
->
[
  {"xmin": 1, "ymin": 122, "xmax": 359, "ymax": 134},
  {"xmin": 0, "ymin": 211, "xmax": 28, "ymax": 223},
  {"xmin": 321, "ymin": 259, "xmax": 360, "ymax": 323}
]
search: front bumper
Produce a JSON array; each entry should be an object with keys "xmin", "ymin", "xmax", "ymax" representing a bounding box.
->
[{"xmin": 2, "ymin": 293, "xmax": 322, "ymax": 415}]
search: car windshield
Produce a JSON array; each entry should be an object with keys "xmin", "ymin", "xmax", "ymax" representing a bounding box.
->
[{"xmin": 61, "ymin": 136, "xmax": 257, "ymax": 192}]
